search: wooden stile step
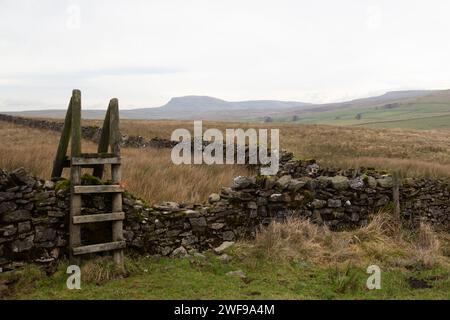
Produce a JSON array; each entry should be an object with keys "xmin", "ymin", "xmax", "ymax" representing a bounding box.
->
[
  {"xmin": 73, "ymin": 241, "xmax": 126, "ymax": 256},
  {"xmin": 63, "ymin": 153, "xmax": 121, "ymax": 167},
  {"xmin": 73, "ymin": 212, "xmax": 125, "ymax": 224},
  {"xmin": 73, "ymin": 185, "xmax": 123, "ymax": 194},
  {"xmin": 72, "ymin": 156, "xmax": 121, "ymax": 166}
]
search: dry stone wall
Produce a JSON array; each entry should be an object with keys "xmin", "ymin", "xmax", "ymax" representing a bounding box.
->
[
  {"xmin": 1, "ymin": 153, "xmax": 449, "ymax": 269},
  {"xmin": 0, "ymin": 113, "xmax": 177, "ymax": 149}
]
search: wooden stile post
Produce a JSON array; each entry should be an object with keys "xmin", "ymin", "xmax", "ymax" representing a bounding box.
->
[
  {"xmin": 109, "ymin": 99, "xmax": 124, "ymax": 270},
  {"xmin": 70, "ymin": 89, "xmax": 82, "ymax": 265},
  {"xmin": 92, "ymin": 103, "xmax": 111, "ymax": 178},
  {"xmin": 51, "ymin": 97, "xmax": 73, "ymax": 179},
  {"xmin": 109, "ymin": 98, "xmax": 121, "ymax": 156}
]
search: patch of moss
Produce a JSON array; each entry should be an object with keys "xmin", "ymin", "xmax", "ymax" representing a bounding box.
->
[
  {"xmin": 255, "ymin": 175, "xmax": 266, "ymax": 182},
  {"xmin": 81, "ymin": 173, "xmax": 105, "ymax": 185},
  {"xmin": 123, "ymin": 190, "xmax": 133, "ymax": 199},
  {"xmin": 54, "ymin": 179, "xmax": 70, "ymax": 191}
]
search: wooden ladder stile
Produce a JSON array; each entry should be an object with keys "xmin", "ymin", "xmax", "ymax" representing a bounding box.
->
[{"xmin": 52, "ymin": 90, "xmax": 125, "ymax": 270}]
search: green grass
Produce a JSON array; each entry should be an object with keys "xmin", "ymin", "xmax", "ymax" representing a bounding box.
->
[
  {"xmin": 2, "ymin": 253, "xmax": 449, "ymax": 300},
  {"xmin": 278, "ymin": 102, "xmax": 450, "ymax": 130}
]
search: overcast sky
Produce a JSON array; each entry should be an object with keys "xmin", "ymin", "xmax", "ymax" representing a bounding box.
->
[{"xmin": 1, "ymin": 0, "xmax": 450, "ymax": 110}]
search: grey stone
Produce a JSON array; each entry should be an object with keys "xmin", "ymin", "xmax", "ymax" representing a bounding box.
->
[
  {"xmin": 0, "ymin": 201, "xmax": 17, "ymax": 215},
  {"xmin": 181, "ymin": 235, "xmax": 198, "ymax": 246},
  {"xmin": 329, "ymin": 176, "xmax": 349, "ymax": 190},
  {"xmin": 123, "ymin": 230, "xmax": 135, "ymax": 241},
  {"xmin": 351, "ymin": 212, "xmax": 360, "ymax": 222},
  {"xmin": 17, "ymin": 221, "xmax": 31, "ymax": 234},
  {"xmin": 189, "ymin": 217, "xmax": 207, "ymax": 231},
  {"xmin": 222, "ymin": 231, "xmax": 235, "ymax": 241},
  {"xmin": 2, "ymin": 209, "xmax": 31, "ymax": 222},
  {"xmin": 376, "ymin": 195, "xmax": 390, "ymax": 207},
  {"xmin": 366, "ymin": 176, "xmax": 377, "ymax": 188},
  {"xmin": 232, "ymin": 176, "xmax": 255, "ymax": 190},
  {"xmin": 247, "ymin": 201, "xmax": 257, "ymax": 209},
  {"xmin": 311, "ymin": 199, "xmax": 327, "ymax": 209},
  {"xmin": 269, "ymin": 193, "xmax": 284, "ymax": 202},
  {"xmin": 171, "ymin": 246, "xmax": 188, "ymax": 258},
  {"xmin": 153, "ymin": 202, "xmax": 180, "ymax": 211},
  {"xmin": 219, "ymin": 254, "xmax": 232, "ymax": 263},
  {"xmin": 349, "ymin": 177, "xmax": 364, "ymax": 190},
  {"xmin": 288, "ymin": 179, "xmax": 306, "ymax": 191},
  {"xmin": 377, "ymin": 177, "xmax": 393, "ymax": 188},
  {"xmin": 161, "ymin": 246, "xmax": 172, "ymax": 256},
  {"xmin": 131, "ymin": 237, "xmax": 144, "ymax": 248},
  {"xmin": 208, "ymin": 193, "xmax": 221, "ymax": 203},
  {"xmin": 316, "ymin": 176, "xmax": 331, "ymax": 187},
  {"xmin": 333, "ymin": 211, "xmax": 345, "ymax": 219},
  {"xmin": 233, "ymin": 191, "xmax": 253, "ymax": 201},
  {"xmin": 33, "ymin": 191, "xmax": 51, "ymax": 201},
  {"xmin": 276, "ymin": 175, "xmax": 292, "ymax": 189},
  {"xmin": 214, "ymin": 241, "xmax": 235, "ymax": 254},
  {"xmin": 184, "ymin": 210, "xmax": 200, "ymax": 218},
  {"xmin": 327, "ymin": 199, "xmax": 342, "ymax": 208},
  {"xmin": 1, "ymin": 225, "xmax": 17, "ymax": 237},
  {"xmin": 11, "ymin": 235, "xmax": 34, "ymax": 252},
  {"xmin": 43, "ymin": 180, "xmax": 55, "ymax": 190},
  {"xmin": 0, "ymin": 192, "xmax": 15, "ymax": 201},
  {"xmin": 35, "ymin": 226, "xmax": 56, "ymax": 242},
  {"xmin": 210, "ymin": 223, "xmax": 225, "ymax": 230},
  {"xmin": 166, "ymin": 229, "xmax": 182, "ymax": 237},
  {"xmin": 10, "ymin": 168, "xmax": 35, "ymax": 187}
]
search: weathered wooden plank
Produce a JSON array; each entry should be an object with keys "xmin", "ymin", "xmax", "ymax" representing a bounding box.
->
[
  {"xmin": 73, "ymin": 185, "xmax": 123, "ymax": 194},
  {"xmin": 93, "ymin": 105, "xmax": 112, "ymax": 178},
  {"xmin": 82, "ymin": 152, "xmax": 116, "ymax": 158},
  {"xmin": 70, "ymin": 164, "xmax": 81, "ymax": 265},
  {"xmin": 71, "ymin": 89, "xmax": 82, "ymax": 158},
  {"xmin": 73, "ymin": 241, "xmax": 126, "ymax": 256},
  {"xmin": 51, "ymin": 97, "xmax": 73, "ymax": 179},
  {"xmin": 111, "ymin": 163, "xmax": 124, "ymax": 270},
  {"xmin": 109, "ymin": 99, "xmax": 121, "ymax": 156},
  {"xmin": 73, "ymin": 212, "xmax": 125, "ymax": 224},
  {"xmin": 72, "ymin": 156, "xmax": 121, "ymax": 166}
]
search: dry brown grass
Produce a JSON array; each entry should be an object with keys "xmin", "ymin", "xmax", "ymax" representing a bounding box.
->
[
  {"xmin": 250, "ymin": 213, "xmax": 449, "ymax": 268},
  {"xmin": 21, "ymin": 117, "xmax": 450, "ymax": 178},
  {"xmin": 114, "ymin": 119, "xmax": 450, "ymax": 178},
  {"xmin": 0, "ymin": 122, "xmax": 249, "ymax": 204}
]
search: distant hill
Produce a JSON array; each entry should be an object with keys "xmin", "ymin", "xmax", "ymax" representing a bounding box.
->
[
  {"xmin": 3, "ymin": 90, "xmax": 450, "ymax": 129},
  {"xmin": 3, "ymin": 95, "xmax": 312, "ymax": 120}
]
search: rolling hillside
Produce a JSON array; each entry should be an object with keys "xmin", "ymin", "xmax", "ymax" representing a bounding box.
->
[
  {"xmin": 273, "ymin": 90, "xmax": 450, "ymax": 129},
  {"xmin": 3, "ymin": 89, "xmax": 450, "ymax": 129}
]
